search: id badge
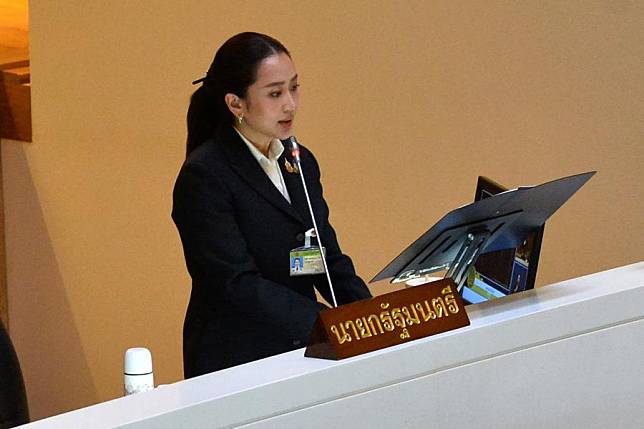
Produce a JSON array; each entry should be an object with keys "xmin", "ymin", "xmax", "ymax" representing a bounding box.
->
[{"xmin": 290, "ymin": 229, "xmax": 326, "ymax": 276}]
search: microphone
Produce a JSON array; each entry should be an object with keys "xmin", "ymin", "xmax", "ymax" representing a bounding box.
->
[
  {"xmin": 289, "ymin": 136, "xmax": 301, "ymax": 163},
  {"xmin": 288, "ymin": 136, "xmax": 338, "ymax": 308}
]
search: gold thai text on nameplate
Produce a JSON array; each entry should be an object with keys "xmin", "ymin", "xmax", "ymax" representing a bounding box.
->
[{"xmin": 329, "ymin": 284, "xmax": 461, "ymax": 345}]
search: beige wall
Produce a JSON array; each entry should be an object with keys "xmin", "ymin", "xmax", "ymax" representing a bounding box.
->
[{"xmin": 3, "ymin": 0, "xmax": 642, "ymax": 420}]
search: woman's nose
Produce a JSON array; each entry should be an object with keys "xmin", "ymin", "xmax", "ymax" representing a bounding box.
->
[{"xmin": 283, "ymin": 93, "xmax": 296, "ymax": 113}]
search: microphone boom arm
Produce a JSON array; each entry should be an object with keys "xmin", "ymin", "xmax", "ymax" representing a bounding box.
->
[{"xmin": 289, "ymin": 137, "xmax": 339, "ymax": 308}]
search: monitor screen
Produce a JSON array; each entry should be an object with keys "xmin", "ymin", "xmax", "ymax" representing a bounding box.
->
[{"xmin": 461, "ymin": 177, "xmax": 544, "ymax": 304}]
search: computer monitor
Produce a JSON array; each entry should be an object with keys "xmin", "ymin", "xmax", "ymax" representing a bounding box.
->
[{"xmin": 461, "ymin": 177, "xmax": 545, "ymax": 305}]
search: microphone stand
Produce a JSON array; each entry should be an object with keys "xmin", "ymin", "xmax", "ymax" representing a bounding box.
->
[{"xmin": 289, "ymin": 136, "xmax": 338, "ymax": 308}]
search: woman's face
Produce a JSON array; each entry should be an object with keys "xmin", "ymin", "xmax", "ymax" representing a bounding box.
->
[{"xmin": 236, "ymin": 53, "xmax": 299, "ymax": 143}]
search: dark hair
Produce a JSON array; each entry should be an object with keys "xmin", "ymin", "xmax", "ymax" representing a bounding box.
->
[{"xmin": 186, "ymin": 32, "xmax": 290, "ymax": 156}]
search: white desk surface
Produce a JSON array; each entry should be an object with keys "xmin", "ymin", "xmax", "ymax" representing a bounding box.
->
[{"xmin": 22, "ymin": 261, "xmax": 644, "ymax": 428}]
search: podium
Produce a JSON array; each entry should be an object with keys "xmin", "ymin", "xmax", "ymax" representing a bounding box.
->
[
  {"xmin": 305, "ymin": 172, "xmax": 595, "ymax": 361},
  {"xmin": 21, "ymin": 262, "xmax": 644, "ymax": 428}
]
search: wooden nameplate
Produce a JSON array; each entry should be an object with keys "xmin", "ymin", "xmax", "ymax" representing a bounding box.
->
[{"xmin": 305, "ymin": 278, "xmax": 469, "ymax": 360}]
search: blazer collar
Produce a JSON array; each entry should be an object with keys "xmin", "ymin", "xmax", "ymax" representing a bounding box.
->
[{"xmin": 218, "ymin": 126, "xmax": 310, "ymax": 226}]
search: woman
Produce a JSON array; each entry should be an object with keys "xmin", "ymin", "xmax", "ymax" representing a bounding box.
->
[{"xmin": 172, "ymin": 32, "xmax": 372, "ymax": 378}]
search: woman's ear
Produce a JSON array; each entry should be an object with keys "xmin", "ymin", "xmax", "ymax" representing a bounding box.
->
[{"xmin": 224, "ymin": 93, "xmax": 244, "ymax": 119}]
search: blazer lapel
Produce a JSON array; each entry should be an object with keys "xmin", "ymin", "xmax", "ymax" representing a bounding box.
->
[
  {"xmin": 279, "ymin": 151, "xmax": 313, "ymax": 227},
  {"xmin": 219, "ymin": 126, "xmax": 305, "ymax": 224}
]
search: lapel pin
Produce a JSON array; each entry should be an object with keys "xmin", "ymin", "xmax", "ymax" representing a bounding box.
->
[{"xmin": 284, "ymin": 159, "xmax": 299, "ymax": 174}]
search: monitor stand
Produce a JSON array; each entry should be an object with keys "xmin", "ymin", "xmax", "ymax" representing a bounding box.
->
[{"xmin": 445, "ymin": 229, "xmax": 491, "ymax": 292}]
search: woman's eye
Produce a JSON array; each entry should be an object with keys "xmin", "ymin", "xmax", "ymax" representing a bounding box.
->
[
  {"xmin": 291, "ymin": 84, "xmax": 300, "ymax": 91},
  {"xmin": 270, "ymin": 91, "xmax": 281, "ymax": 98}
]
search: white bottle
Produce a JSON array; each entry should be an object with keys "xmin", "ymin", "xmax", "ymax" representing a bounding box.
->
[{"xmin": 124, "ymin": 347, "xmax": 154, "ymax": 395}]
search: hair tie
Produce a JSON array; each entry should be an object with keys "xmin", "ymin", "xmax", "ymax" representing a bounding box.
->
[{"xmin": 191, "ymin": 76, "xmax": 207, "ymax": 85}]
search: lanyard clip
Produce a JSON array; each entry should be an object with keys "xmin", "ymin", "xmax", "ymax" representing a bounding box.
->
[{"xmin": 304, "ymin": 228, "xmax": 316, "ymax": 248}]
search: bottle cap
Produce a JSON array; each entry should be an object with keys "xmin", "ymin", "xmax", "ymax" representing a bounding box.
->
[{"xmin": 124, "ymin": 347, "xmax": 152, "ymax": 375}]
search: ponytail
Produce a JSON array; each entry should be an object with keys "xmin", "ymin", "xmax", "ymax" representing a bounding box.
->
[{"xmin": 186, "ymin": 83, "xmax": 228, "ymax": 157}]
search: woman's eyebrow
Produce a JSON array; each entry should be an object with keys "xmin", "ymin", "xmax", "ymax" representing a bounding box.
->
[{"xmin": 262, "ymin": 74, "xmax": 298, "ymax": 88}]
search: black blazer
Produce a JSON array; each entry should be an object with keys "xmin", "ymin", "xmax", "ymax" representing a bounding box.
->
[{"xmin": 172, "ymin": 125, "xmax": 372, "ymax": 378}]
